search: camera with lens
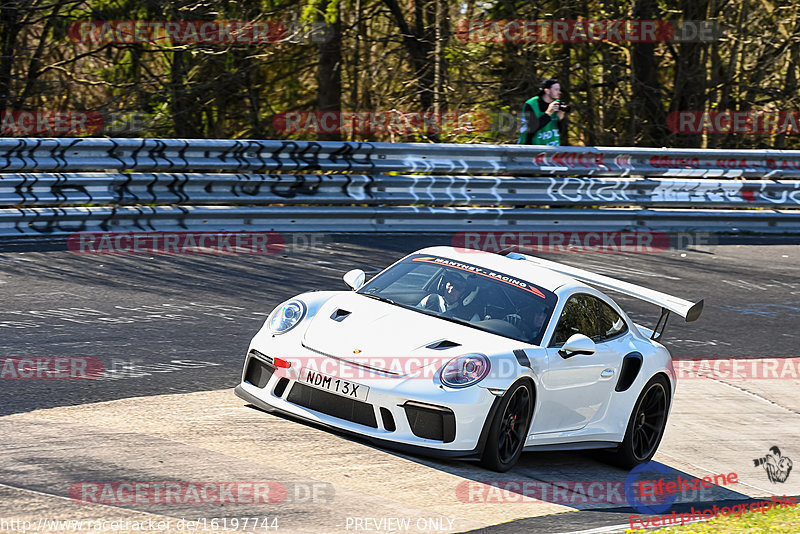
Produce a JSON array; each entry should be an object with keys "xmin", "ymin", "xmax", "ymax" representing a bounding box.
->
[{"xmin": 555, "ymin": 100, "xmax": 571, "ymax": 113}]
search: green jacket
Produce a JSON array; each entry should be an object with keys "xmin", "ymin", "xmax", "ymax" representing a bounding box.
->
[{"xmin": 518, "ymin": 96, "xmax": 560, "ymax": 145}]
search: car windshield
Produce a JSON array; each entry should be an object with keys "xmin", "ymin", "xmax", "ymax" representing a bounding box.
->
[{"xmin": 357, "ymin": 254, "xmax": 558, "ymax": 345}]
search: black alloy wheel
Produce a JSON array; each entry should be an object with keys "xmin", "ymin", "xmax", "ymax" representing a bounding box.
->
[
  {"xmin": 632, "ymin": 381, "xmax": 668, "ymax": 460},
  {"xmin": 480, "ymin": 380, "xmax": 534, "ymax": 472},
  {"xmin": 608, "ymin": 375, "xmax": 670, "ymax": 468}
]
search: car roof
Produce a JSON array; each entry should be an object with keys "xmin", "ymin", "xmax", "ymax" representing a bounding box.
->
[{"xmin": 413, "ymin": 246, "xmax": 586, "ymax": 293}]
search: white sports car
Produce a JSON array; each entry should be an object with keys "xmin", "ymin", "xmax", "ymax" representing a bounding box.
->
[{"xmin": 235, "ymin": 247, "xmax": 703, "ymax": 472}]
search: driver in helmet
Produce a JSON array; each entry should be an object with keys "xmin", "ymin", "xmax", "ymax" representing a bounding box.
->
[
  {"xmin": 418, "ymin": 271, "xmax": 481, "ymax": 321},
  {"xmin": 442, "ymin": 273, "xmax": 466, "ymax": 306}
]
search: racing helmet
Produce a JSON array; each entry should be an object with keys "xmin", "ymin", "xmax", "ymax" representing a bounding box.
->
[{"xmin": 438, "ymin": 271, "xmax": 479, "ymax": 306}]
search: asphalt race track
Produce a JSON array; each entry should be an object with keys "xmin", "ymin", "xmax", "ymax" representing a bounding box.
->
[{"xmin": 1, "ymin": 234, "xmax": 799, "ymax": 533}]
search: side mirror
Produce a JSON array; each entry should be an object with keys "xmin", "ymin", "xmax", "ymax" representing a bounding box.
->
[
  {"xmin": 343, "ymin": 269, "xmax": 366, "ymax": 290},
  {"xmin": 558, "ymin": 334, "xmax": 596, "ymax": 359}
]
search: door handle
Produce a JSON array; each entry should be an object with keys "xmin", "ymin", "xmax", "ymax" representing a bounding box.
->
[{"xmin": 601, "ymin": 368, "xmax": 615, "ymax": 378}]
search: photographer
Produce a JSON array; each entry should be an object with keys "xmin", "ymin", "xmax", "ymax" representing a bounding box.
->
[{"xmin": 518, "ymin": 78, "xmax": 569, "ymax": 146}]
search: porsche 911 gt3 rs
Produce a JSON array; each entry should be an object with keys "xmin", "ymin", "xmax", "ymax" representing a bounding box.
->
[{"xmin": 235, "ymin": 247, "xmax": 703, "ymax": 472}]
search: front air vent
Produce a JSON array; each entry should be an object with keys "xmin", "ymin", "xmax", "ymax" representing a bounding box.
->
[
  {"xmin": 403, "ymin": 401, "xmax": 456, "ymax": 442},
  {"xmin": 287, "ymin": 383, "xmax": 377, "ymax": 428},
  {"xmin": 273, "ymin": 377, "xmax": 289, "ymax": 398},
  {"xmin": 330, "ymin": 309, "xmax": 352, "ymax": 322},
  {"xmin": 244, "ymin": 357, "xmax": 273, "ymax": 388},
  {"xmin": 426, "ymin": 339, "xmax": 461, "ymax": 350},
  {"xmin": 380, "ymin": 407, "xmax": 396, "ymax": 432}
]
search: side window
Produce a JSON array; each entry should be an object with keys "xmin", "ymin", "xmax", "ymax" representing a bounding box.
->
[
  {"xmin": 551, "ymin": 294, "xmax": 628, "ymax": 346},
  {"xmin": 551, "ymin": 295, "xmax": 593, "ymax": 346},
  {"xmin": 594, "ymin": 298, "xmax": 628, "ymax": 342}
]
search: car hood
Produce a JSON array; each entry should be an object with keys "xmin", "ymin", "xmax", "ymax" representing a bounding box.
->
[{"xmin": 301, "ymin": 292, "xmax": 524, "ymax": 374}]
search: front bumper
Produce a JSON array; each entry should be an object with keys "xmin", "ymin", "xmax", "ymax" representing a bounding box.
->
[{"xmin": 235, "ymin": 346, "xmax": 501, "ymax": 459}]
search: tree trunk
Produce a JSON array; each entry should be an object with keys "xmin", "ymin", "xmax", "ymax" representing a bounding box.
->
[
  {"xmin": 350, "ymin": 0, "xmax": 362, "ymax": 113},
  {"xmin": 382, "ymin": 0, "xmax": 437, "ymax": 139},
  {"xmin": 631, "ymin": 0, "xmax": 669, "ymax": 147},
  {"xmin": 557, "ymin": 43, "xmax": 572, "ymax": 146},
  {"xmin": 775, "ymin": 34, "xmax": 800, "ymax": 148},
  {"xmin": 317, "ymin": 0, "xmax": 342, "ymax": 141},
  {"xmin": 433, "ymin": 0, "xmax": 448, "ymax": 116},
  {"xmin": 0, "ymin": 7, "xmax": 22, "ymax": 112},
  {"xmin": 671, "ymin": 0, "xmax": 709, "ymax": 148}
]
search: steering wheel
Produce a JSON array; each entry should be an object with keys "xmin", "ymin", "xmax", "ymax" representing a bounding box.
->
[{"xmin": 418, "ymin": 294, "xmax": 447, "ymax": 313}]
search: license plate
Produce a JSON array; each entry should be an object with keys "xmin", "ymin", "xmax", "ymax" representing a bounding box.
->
[{"xmin": 300, "ymin": 368, "xmax": 369, "ymax": 401}]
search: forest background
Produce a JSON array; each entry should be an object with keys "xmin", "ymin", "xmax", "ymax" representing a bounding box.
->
[{"xmin": 1, "ymin": 0, "xmax": 798, "ymax": 148}]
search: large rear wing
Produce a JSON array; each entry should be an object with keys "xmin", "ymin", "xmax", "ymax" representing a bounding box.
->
[{"xmin": 508, "ymin": 253, "xmax": 703, "ymax": 340}]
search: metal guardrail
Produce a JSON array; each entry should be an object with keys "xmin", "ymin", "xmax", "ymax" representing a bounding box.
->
[
  {"xmin": 1, "ymin": 138, "xmax": 800, "ymax": 237},
  {"xmin": 2, "ymin": 172, "xmax": 800, "ymax": 208},
  {"xmin": 4, "ymin": 206, "xmax": 799, "ymax": 236},
  {"xmin": 3, "ymin": 138, "xmax": 800, "ymax": 177}
]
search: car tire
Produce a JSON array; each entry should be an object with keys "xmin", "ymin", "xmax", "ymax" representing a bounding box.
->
[
  {"xmin": 480, "ymin": 380, "xmax": 534, "ymax": 472},
  {"xmin": 608, "ymin": 374, "xmax": 670, "ymax": 469}
]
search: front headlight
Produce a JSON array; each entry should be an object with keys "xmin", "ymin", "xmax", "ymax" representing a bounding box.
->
[
  {"xmin": 267, "ymin": 300, "xmax": 306, "ymax": 334},
  {"xmin": 440, "ymin": 353, "xmax": 491, "ymax": 388}
]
